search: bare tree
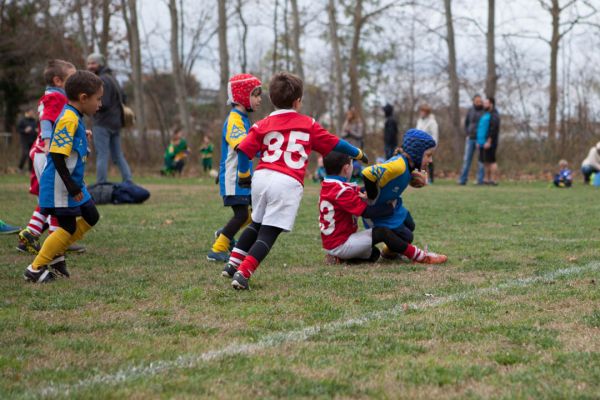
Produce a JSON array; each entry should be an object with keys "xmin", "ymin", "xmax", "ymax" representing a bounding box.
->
[
  {"xmin": 485, "ymin": 0, "xmax": 497, "ymax": 98},
  {"xmin": 99, "ymin": 0, "xmax": 111, "ymax": 57},
  {"xmin": 537, "ymin": 0, "xmax": 596, "ymax": 142},
  {"xmin": 121, "ymin": 0, "xmax": 146, "ymax": 147},
  {"xmin": 289, "ymin": 0, "xmax": 304, "ymax": 80},
  {"xmin": 217, "ymin": 0, "xmax": 229, "ymax": 117},
  {"xmin": 327, "ymin": 0, "xmax": 344, "ymax": 133},
  {"xmin": 235, "ymin": 0, "xmax": 248, "ymax": 72},
  {"xmin": 168, "ymin": 0, "xmax": 192, "ymax": 134},
  {"xmin": 272, "ymin": 0, "xmax": 279, "ymax": 74},
  {"xmin": 348, "ymin": 0, "xmax": 397, "ymax": 119},
  {"xmin": 443, "ymin": 0, "xmax": 461, "ymax": 152}
]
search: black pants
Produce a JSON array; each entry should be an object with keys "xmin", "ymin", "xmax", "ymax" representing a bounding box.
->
[
  {"xmin": 235, "ymin": 221, "xmax": 283, "ymax": 263},
  {"xmin": 428, "ymin": 163, "xmax": 434, "ymax": 183},
  {"xmin": 19, "ymin": 135, "xmax": 35, "ymax": 171}
]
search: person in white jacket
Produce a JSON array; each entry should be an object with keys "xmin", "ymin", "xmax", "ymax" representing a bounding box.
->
[
  {"xmin": 581, "ymin": 142, "xmax": 600, "ymax": 184},
  {"xmin": 415, "ymin": 103, "xmax": 439, "ymax": 182}
]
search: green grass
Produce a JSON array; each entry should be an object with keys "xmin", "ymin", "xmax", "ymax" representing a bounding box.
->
[{"xmin": 1, "ymin": 174, "xmax": 600, "ymax": 399}]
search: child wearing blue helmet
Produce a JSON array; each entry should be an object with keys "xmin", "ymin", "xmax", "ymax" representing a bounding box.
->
[{"xmin": 361, "ymin": 129, "xmax": 447, "ymax": 264}]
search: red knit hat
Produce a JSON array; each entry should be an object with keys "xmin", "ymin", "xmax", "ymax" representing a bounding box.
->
[{"xmin": 227, "ymin": 73, "xmax": 262, "ymax": 111}]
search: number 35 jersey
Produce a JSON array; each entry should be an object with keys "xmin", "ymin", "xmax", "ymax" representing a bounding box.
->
[
  {"xmin": 237, "ymin": 109, "xmax": 340, "ymax": 186},
  {"xmin": 319, "ymin": 179, "xmax": 368, "ymax": 250}
]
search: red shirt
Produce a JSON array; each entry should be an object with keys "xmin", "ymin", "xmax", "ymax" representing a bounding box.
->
[
  {"xmin": 237, "ymin": 110, "xmax": 340, "ymax": 185},
  {"xmin": 30, "ymin": 89, "xmax": 68, "ymax": 157},
  {"xmin": 319, "ymin": 178, "xmax": 368, "ymax": 250}
]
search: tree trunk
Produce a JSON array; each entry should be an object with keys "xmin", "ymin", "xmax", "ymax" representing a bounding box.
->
[
  {"xmin": 168, "ymin": 0, "xmax": 192, "ymax": 134},
  {"xmin": 485, "ymin": 0, "xmax": 496, "ymax": 98},
  {"xmin": 272, "ymin": 0, "xmax": 279, "ymax": 74},
  {"xmin": 444, "ymin": 0, "xmax": 461, "ymax": 154},
  {"xmin": 283, "ymin": 0, "xmax": 290, "ymax": 71},
  {"xmin": 348, "ymin": 0, "xmax": 364, "ymax": 119},
  {"xmin": 289, "ymin": 0, "xmax": 304, "ymax": 80},
  {"xmin": 548, "ymin": 0, "xmax": 559, "ymax": 142},
  {"xmin": 99, "ymin": 0, "xmax": 111, "ymax": 57},
  {"xmin": 75, "ymin": 0, "xmax": 88, "ymax": 54},
  {"xmin": 217, "ymin": 0, "xmax": 230, "ymax": 117},
  {"xmin": 122, "ymin": 0, "xmax": 147, "ymax": 147},
  {"xmin": 327, "ymin": 0, "xmax": 344, "ymax": 133},
  {"xmin": 236, "ymin": 0, "xmax": 248, "ymax": 72}
]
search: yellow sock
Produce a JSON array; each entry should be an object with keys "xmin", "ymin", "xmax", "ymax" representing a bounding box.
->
[
  {"xmin": 32, "ymin": 228, "xmax": 72, "ymax": 269},
  {"xmin": 211, "ymin": 234, "xmax": 231, "ymax": 253},
  {"xmin": 66, "ymin": 218, "xmax": 93, "ymax": 247}
]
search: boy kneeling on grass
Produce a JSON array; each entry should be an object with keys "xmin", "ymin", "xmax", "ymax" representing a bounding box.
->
[
  {"xmin": 24, "ymin": 70, "xmax": 103, "ymax": 283},
  {"xmin": 319, "ymin": 151, "xmax": 444, "ymax": 264}
]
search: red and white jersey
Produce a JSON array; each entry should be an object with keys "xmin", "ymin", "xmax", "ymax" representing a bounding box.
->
[
  {"xmin": 319, "ymin": 178, "xmax": 368, "ymax": 250},
  {"xmin": 237, "ymin": 110, "xmax": 340, "ymax": 185},
  {"xmin": 30, "ymin": 88, "xmax": 68, "ymax": 157}
]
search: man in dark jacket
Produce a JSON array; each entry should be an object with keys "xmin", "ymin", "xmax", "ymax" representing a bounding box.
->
[
  {"xmin": 458, "ymin": 94, "xmax": 484, "ymax": 185},
  {"xmin": 17, "ymin": 109, "xmax": 38, "ymax": 172},
  {"xmin": 87, "ymin": 53, "xmax": 133, "ymax": 184},
  {"xmin": 382, "ymin": 103, "xmax": 398, "ymax": 159}
]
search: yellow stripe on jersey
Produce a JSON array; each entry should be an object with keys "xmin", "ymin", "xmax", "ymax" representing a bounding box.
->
[
  {"xmin": 362, "ymin": 157, "xmax": 407, "ymax": 187},
  {"xmin": 225, "ymin": 111, "xmax": 247, "ymax": 148},
  {"xmin": 49, "ymin": 109, "xmax": 79, "ymax": 156}
]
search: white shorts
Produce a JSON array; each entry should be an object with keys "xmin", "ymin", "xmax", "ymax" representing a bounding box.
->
[
  {"xmin": 327, "ymin": 229, "xmax": 373, "ymax": 260},
  {"xmin": 33, "ymin": 152, "xmax": 47, "ymax": 182},
  {"xmin": 251, "ymin": 169, "xmax": 304, "ymax": 231}
]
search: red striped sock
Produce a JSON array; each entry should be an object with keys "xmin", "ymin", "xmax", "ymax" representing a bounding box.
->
[
  {"xmin": 403, "ymin": 244, "xmax": 426, "ymax": 262},
  {"xmin": 228, "ymin": 248, "xmax": 247, "ymax": 268},
  {"xmin": 237, "ymin": 255, "xmax": 259, "ymax": 279},
  {"xmin": 48, "ymin": 215, "xmax": 59, "ymax": 233},
  {"xmin": 26, "ymin": 206, "xmax": 45, "ymax": 237}
]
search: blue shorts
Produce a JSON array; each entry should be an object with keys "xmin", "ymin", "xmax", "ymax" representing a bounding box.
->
[
  {"xmin": 41, "ymin": 199, "xmax": 96, "ymax": 217},
  {"xmin": 223, "ymin": 195, "xmax": 251, "ymax": 207}
]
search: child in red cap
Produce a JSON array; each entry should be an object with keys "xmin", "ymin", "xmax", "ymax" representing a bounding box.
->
[{"xmin": 208, "ymin": 73, "xmax": 263, "ymax": 262}]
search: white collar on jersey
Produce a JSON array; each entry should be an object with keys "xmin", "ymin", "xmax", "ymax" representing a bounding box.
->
[{"xmin": 269, "ymin": 109, "xmax": 297, "ymax": 116}]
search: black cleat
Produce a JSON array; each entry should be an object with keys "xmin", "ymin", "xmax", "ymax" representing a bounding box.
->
[
  {"xmin": 368, "ymin": 247, "xmax": 381, "ymax": 262},
  {"xmin": 23, "ymin": 265, "xmax": 55, "ymax": 283},
  {"xmin": 231, "ymin": 271, "xmax": 250, "ymax": 290},
  {"xmin": 49, "ymin": 255, "xmax": 70, "ymax": 278},
  {"xmin": 222, "ymin": 263, "xmax": 238, "ymax": 278}
]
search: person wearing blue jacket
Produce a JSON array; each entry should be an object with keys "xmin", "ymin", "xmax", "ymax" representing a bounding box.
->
[{"xmin": 476, "ymin": 97, "xmax": 500, "ymax": 185}]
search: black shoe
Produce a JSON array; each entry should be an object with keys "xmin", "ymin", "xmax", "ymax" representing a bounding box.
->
[
  {"xmin": 66, "ymin": 243, "xmax": 86, "ymax": 253},
  {"xmin": 23, "ymin": 265, "xmax": 55, "ymax": 283},
  {"xmin": 231, "ymin": 271, "xmax": 250, "ymax": 290},
  {"xmin": 368, "ymin": 247, "xmax": 381, "ymax": 262},
  {"xmin": 222, "ymin": 263, "xmax": 238, "ymax": 278},
  {"xmin": 49, "ymin": 255, "xmax": 70, "ymax": 278}
]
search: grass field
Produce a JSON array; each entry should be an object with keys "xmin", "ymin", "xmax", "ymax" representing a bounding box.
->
[{"xmin": 1, "ymin": 174, "xmax": 600, "ymax": 399}]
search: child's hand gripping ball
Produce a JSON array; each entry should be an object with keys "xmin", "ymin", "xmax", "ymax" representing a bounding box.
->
[{"xmin": 409, "ymin": 169, "xmax": 428, "ymax": 188}]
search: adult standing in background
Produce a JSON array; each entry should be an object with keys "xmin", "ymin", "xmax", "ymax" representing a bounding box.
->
[
  {"xmin": 17, "ymin": 109, "xmax": 37, "ymax": 172},
  {"xmin": 86, "ymin": 53, "xmax": 133, "ymax": 184},
  {"xmin": 415, "ymin": 103, "xmax": 439, "ymax": 183},
  {"xmin": 458, "ymin": 94, "xmax": 484, "ymax": 185},
  {"xmin": 581, "ymin": 142, "xmax": 600, "ymax": 185},
  {"xmin": 341, "ymin": 106, "xmax": 364, "ymax": 148},
  {"xmin": 476, "ymin": 97, "xmax": 500, "ymax": 185},
  {"xmin": 382, "ymin": 103, "xmax": 398, "ymax": 159}
]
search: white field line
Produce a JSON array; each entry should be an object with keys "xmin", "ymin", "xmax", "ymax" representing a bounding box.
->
[{"xmin": 37, "ymin": 262, "xmax": 600, "ymax": 398}]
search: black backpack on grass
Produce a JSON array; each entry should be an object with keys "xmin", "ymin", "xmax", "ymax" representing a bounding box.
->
[{"xmin": 88, "ymin": 181, "xmax": 150, "ymax": 205}]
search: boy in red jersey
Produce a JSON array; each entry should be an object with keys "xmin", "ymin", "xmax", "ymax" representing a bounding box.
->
[
  {"xmin": 17, "ymin": 60, "xmax": 77, "ymax": 254},
  {"xmin": 222, "ymin": 72, "xmax": 368, "ymax": 289},
  {"xmin": 319, "ymin": 151, "xmax": 445, "ymax": 264}
]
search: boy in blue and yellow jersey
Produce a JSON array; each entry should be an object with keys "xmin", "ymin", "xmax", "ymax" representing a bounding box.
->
[
  {"xmin": 362, "ymin": 129, "xmax": 447, "ymax": 264},
  {"xmin": 24, "ymin": 71, "xmax": 103, "ymax": 283},
  {"xmin": 207, "ymin": 73, "xmax": 263, "ymax": 262}
]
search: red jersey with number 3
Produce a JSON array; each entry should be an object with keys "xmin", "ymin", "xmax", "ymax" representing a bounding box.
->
[
  {"xmin": 237, "ymin": 110, "xmax": 340, "ymax": 185},
  {"xmin": 30, "ymin": 88, "xmax": 68, "ymax": 157},
  {"xmin": 319, "ymin": 179, "xmax": 368, "ymax": 250}
]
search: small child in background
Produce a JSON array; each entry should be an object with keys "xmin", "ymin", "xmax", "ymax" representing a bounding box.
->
[
  {"xmin": 553, "ymin": 159, "xmax": 572, "ymax": 188},
  {"xmin": 161, "ymin": 128, "xmax": 189, "ymax": 176},
  {"xmin": 24, "ymin": 70, "xmax": 103, "ymax": 282},
  {"xmin": 312, "ymin": 156, "xmax": 326, "ymax": 182},
  {"xmin": 200, "ymin": 135, "xmax": 214, "ymax": 173}
]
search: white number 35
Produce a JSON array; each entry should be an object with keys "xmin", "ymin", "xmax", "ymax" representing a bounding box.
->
[{"xmin": 261, "ymin": 131, "xmax": 309, "ymax": 169}]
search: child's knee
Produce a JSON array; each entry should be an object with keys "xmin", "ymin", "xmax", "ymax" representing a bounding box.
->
[{"xmin": 82, "ymin": 205, "xmax": 100, "ymax": 227}]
